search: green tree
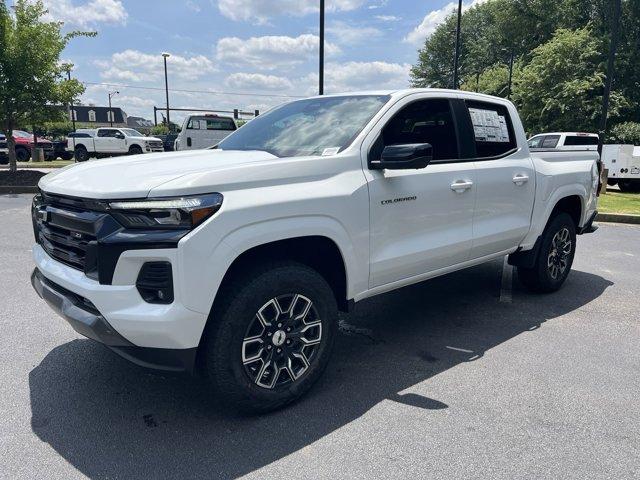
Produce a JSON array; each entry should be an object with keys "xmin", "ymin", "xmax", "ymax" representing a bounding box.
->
[
  {"xmin": 512, "ymin": 28, "xmax": 627, "ymax": 134},
  {"xmin": 0, "ymin": 0, "xmax": 93, "ymax": 172},
  {"xmin": 608, "ymin": 122, "xmax": 640, "ymax": 145}
]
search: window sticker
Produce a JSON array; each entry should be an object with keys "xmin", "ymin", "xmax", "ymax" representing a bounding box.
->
[
  {"xmin": 469, "ymin": 108, "xmax": 510, "ymax": 143},
  {"xmin": 322, "ymin": 147, "xmax": 340, "ymax": 156}
]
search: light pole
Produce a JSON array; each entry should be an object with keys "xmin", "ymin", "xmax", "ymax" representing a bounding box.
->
[
  {"xmin": 108, "ymin": 90, "xmax": 119, "ymax": 127},
  {"xmin": 66, "ymin": 69, "xmax": 76, "ymax": 133},
  {"xmin": 452, "ymin": 0, "xmax": 463, "ymax": 89},
  {"xmin": 162, "ymin": 52, "xmax": 171, "ymax": 131},
  {"xmin": 319, "ymin": 0, "xmax": 325, "ymax": 95},
  {"xmin": 598, "ymin": 0, "xmax": 621, "ymax": 157}
]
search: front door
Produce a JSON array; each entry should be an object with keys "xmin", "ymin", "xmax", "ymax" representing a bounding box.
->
[{"xmin": 363, "ymin": 95, "xmax": 476, "ymax": 288}]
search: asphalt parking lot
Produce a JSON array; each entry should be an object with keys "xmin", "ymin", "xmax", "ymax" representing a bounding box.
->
[{"xmin": 1, "ymin": 193, "xmax": 638, "ymax": 479}]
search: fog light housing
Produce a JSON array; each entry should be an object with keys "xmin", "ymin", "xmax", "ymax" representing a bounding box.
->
[{"xmin": 136, "ymin": 261, "xmax": 174, "ymax": 304}]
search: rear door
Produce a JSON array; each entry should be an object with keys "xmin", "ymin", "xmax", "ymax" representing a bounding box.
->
[
  {"xmin": 457, "ymin": 99, "xmax": 536, "ymax": 258},
  {"xmin": 363, "ymin": 94, "xmax": 476, "ymax": 287}
]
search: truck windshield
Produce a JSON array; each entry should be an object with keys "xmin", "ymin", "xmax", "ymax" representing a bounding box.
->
[
  {"xmin": 120, "ymin": 129, "xmax": 143, "ymax": 137},
  {"xmin": 217, "ymin": 95, "xmax": 390, "ymax": 157}
]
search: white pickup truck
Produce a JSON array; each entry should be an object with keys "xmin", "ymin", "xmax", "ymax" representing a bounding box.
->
[
  {"xmin": 31, "ymin": 89, "xmax": 599, "ymax": 412},
  {"xmin": 67, "ymin": 127, "xmax": 164, "ymax": 162}
]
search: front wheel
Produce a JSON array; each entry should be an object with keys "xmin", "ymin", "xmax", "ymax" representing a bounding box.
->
[
  {"xmin": 202, "ymin": 262, "xmax": 338, "ymax": 413},
  {"xmin": 74, "ymin": 146, "xmax": 89, "ymax": 162},
  {"xmin": 129, "ymin": 145, "xmax": 143, "ymax": 155},
  {"xmin": 15, "ymin": 147, "xmax": 30, "ymax": 162},
  {"xmin": 518, "ymin": 213, "xmax": 576, "ymax": 293}
]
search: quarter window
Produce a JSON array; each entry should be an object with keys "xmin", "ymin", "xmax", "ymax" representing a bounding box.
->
[
  {"xmin": 371, "ymin": 98, "xmax": 459, "ymax": 161},
  {"xmin": 564, "ymin": 135, "xmax": 598, "ymax": 146},
  {"xmin": 465, "ymin": 101, "xmax": 516, "ymax": 158}
]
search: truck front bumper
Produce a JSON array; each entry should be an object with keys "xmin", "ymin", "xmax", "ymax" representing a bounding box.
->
[
  {"xmin": 31, "ymin": 267, "xmax": 198, "ymax": 372},
  {"xmin": 31, "ymin": 243, "xmax": 206, "ymax": 373}
]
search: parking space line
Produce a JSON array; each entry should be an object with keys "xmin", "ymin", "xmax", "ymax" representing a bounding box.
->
[{"xmin": 500, "ymin": 256, "xmax": 513, "ymax": 303}]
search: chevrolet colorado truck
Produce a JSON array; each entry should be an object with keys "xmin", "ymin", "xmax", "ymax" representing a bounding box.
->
[
  {"xmin": 67, "ymin": 127, "xmax": 164, "ymax": 162},
  {"xmin": 31, "ymin": 89, "xmax": 599, "ymax": 412}
]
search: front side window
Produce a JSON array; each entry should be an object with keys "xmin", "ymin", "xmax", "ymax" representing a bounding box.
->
[
  {"xmin": 98, "ymin": 129, "xmax": 117, "ymax": 138},
  {"xmin": 466, "ymin": 101, "xmax": 516, "ymax": 158},
  {"xmin": 528, "ymin": 136, "xmax": 545, "ymax": 149},
  {"xmin": 187, "ymin": 118, "xmax": 203, "ymax": 130},
  {"xmin": 218, "ymin": 95, "xmax": 390, "ymax": 157},
  {"xmin": 370, "ymin": 98, "xmax": 459, "ymax": 161}
]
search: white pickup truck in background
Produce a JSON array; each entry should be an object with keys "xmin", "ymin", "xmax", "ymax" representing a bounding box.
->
[
  {"xmin": 32, "ymin": 89, "xmax": 599, "ymax": 413},
  {"xmin": 528, "ymin": 132, "xmax": 599, "ymax": 150},
  {"xmin": 67, "ymin": 127, "xmax": 164, "ymax": 162}
]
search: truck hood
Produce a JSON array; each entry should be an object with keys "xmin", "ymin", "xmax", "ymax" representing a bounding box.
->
[{"xmin": 39, "ymin": 149, "xmax": 278, "ymax": 199}]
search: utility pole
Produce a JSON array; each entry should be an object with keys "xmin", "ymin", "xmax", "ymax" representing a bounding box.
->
[
  {"xmin": 162, "ymin": 52, "xmax": 171, "ymax": 131},
  {"xmin": 66, "ymin": 69, "xmax": 76, "ymax": 133},
  {"xmin": 452, "ymin": 0, "xmax": 463, "ymax": 89},
  {"xmin": 319, "ymin": 0, "xmax": 325, "ymax": 95},
  {"xmin": 598, "ymin": 0, "xmax": 621, "ymax": 157},
  {"xmin": 108, "ymin": 91, "xmax": 119, "ymax": 127},
  {"xmin": 507, "ymin": 49, "xmax": 514, "ymax": 99}
]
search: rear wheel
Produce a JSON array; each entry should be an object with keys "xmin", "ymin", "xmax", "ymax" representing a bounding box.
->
[
  {"xmin": 202, "ymin": 261, "xmax": 338, "ymax": 413},
  {"xmin": 518, "ymin": 213, "xmax": 576, "ymax": 293},
  {"xmin": 74, "ymin": 146, "xmax": 89, "ymax": 162},
  {"xmin": 15, "ymin": 147, "xmax": 30, "ymax": 162},
  {"xmin": 618, "ymin": 179, "xmax": 640, "ymax": 193}
]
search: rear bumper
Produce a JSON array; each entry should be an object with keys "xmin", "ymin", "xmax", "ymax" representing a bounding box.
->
[{"xmin": 31, "ymin": 266, "xmax": 198, "ymax": 373}]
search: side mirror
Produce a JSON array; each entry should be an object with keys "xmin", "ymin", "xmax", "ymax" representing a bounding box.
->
[
  {"xmin": 115, "ymin": 133, "xmax": 125, "ymax": 139},
  {"xmin": 370, "ymin": 143, "xmax": 433, "ymax": 170}
]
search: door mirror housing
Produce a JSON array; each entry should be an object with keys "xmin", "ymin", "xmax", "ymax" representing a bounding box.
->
[
  {"xmin": 370, "ymin": 143, "xmax": 433, "ymax": 170},
  {"xmin": 115, "ymin": 132, "xmax": 125, "ymax": 139}
]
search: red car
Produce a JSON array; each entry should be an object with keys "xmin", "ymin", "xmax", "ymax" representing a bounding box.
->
[{"xmin": 0, "ymin": 130, "xmax": 54, "ymax": 162}]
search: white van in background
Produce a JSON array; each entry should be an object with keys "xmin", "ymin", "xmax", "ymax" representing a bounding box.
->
[
  {"xmin": 174, "ymin": 114, "xmax": 237, "ymax": 151},
  {"xmin": 602, "ymin": 144, "xmax": 640, "ymax": 192}
]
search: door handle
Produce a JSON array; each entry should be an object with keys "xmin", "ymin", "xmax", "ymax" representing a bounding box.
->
[
  {"xmin": 450, "ymin": 180, "xmax": 473, "ymax": 193},
  {"xmin": 513, "ymin": 174, "xmax": 529, "ymax": 186}
]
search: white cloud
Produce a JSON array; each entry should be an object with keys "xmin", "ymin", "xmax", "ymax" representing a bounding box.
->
[
  {"xmin": 302, "ymin": 61, "xmax": 410, "ymax": 94},
  {"xmin": 326, "ymin": 21, "xmax": 382, "ymax": 45},
  {"xmin": 225, "ymin": 73, "xmax": 293, "ymax": 91},
  {"xmin": 404, "ymin": 0, "xmax": 488, "ymax": 45},
  {"xmin": 217, "ymin": 0, "xmax": 365, "ymax": 25},
  {"xmin": 41, "ymin": 0, "xmax": 127, "ymax": 28},
  {"xmin": 217, "ymin": 34, "xmax": 340, "ymax": 70},
  {"xmin": 95, "ymin": 50, "xmax": 216, "ymax": 82},
  {"xmin": 374, "ymin": 15, "xmax": 400, "ymax": 22},
  {"xmin": 185, "ymin": 1, "xmax": 201, "ymax": 12}
]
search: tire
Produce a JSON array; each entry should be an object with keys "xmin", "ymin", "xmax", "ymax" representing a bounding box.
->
[
  {"xmin": 518, "ymin": 212, "xmax": 576, "ymax": 293},
  {"xmin": 15, "ymin": 147, "xmax": 30, "ymax": 162},
  {"xmin": 74, "ymin": 146, "xmax": 89, "ymax": 162},
  {"xmin": 129, "ymin": 145, "xmax": 143, "ymax": 155},
  {"xmin": 202, "ymin": 261, "xmax": 338, "ymax": 413},
  {"xmin": 60, "ymin": 152, "xmax": 73, "ymax": 161},
  {"xmin": 618, "ymin": 179, "xmax": 640, "ymax": 193},
  {"xmin": 606, "ymin": 179, "xmax": 618, "ymax": 187}
]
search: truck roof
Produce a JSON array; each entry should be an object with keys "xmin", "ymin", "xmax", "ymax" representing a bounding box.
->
[
  {"xmin": 530, "ymin": 132, "xmax": 599, "ymax": 137},
  {"xmin": 304, "ymin": 88, "xmax": 516, "ymax": 104}
]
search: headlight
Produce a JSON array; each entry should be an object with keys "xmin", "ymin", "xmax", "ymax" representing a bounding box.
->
[{"xmin": 109, "ymin": 193, "xmax": 223, "ymax": 229}]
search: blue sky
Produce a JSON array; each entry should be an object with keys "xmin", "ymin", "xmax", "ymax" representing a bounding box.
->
[{"xmin": 43, "ymin": 0, "xmax": 479, "ymax": 124}]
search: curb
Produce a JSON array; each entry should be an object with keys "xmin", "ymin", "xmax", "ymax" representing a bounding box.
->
[
  {"xmin": 0, "ymin": 186, "xmax": 38, "ymax": 194},
  {"xmin": 596, "ymin": 213, "xmax": 640, "ymax": 225}
]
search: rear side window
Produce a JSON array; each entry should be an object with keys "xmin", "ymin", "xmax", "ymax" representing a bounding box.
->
[
  {"xmin": 564, "ymin": 135, "xmax": 598, "ymax": 146},
  {"xmin": 465, "ymin": 101, "xmax": 516, "ymax": 158},
  {"xmin": 541, "ymin": 135, "xmax": 560, "ymax": 148}
]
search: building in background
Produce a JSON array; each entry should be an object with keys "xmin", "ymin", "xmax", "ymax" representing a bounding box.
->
[{"xmin": 68, "ymin": 105, "xmax": 127, "ymax": 127}]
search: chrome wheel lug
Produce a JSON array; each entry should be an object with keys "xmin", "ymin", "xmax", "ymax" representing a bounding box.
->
[
  {"xmin": 267, "ymin": 332, "xmax": 272, "ymax": 336},
  {"xmin": 277, "ymin": 323, "xmax": 282, "ymax": 328},
  {"xmin": 276, "ymin": 348, "xmax": 282, "ymax": 354},
  {"xmin": 286, "ymin": 339, "xmax": 291, "ymax": 345},
  {"xmin": 286, "ymin": 327, "xmax": 291, "ymax": 332},
  {"xmin": 267, "ymin": 345, "xmax": 272, "ymax": 350}
]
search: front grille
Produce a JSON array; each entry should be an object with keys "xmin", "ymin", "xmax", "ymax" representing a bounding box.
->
[
  {"xmin": 148, "ymin": 141, "xmax": 163, "ymax": 149},
  {"xmin": 33, "ymin": 194, "xmax": 104, "ymax": 275}
]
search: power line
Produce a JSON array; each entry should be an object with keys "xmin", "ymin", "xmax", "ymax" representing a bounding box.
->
[{"xmin": 81, "ymin": 81, "xmax": 305, "ymax": 99}]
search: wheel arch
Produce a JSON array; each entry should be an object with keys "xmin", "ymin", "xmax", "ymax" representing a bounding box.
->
[{"xmin": 213, "ymin": 235, "xmax": 350, "ymax": 314}]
